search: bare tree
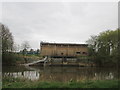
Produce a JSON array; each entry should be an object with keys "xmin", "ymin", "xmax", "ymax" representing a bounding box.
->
[
  {"xmin": 21, "ymin": 41, "xmax": 30, "ymax": 55},
  {"xmin": 21, "ymin": 41, "xmax": 30, "ymax": 50},
  {"xmin": 13, "ymin": 43, "xmax": 20, "ymax": 52}
]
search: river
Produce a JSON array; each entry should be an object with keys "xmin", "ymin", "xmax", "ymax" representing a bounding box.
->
[{"xmin": 2, "ymin": 66, "xmax": 119, "ymax": 82}]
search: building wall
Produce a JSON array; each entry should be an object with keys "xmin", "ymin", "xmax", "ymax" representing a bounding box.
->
[{"xmin": 40, "ymin": 44, "xmax": 88, "ymax": 57}]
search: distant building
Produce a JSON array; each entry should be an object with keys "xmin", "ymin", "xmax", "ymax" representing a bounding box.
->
[{"xmin": 40, "ymin": 42, "xmax": 88, "ymax": 57}]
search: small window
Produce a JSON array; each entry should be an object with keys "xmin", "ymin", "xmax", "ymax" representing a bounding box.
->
[
  {"xmin": 82, "ymin": 52, "xmax": 87, "ymax": 54},
  {"xmin": 61, "ymin": 53, "xmax": 63, "ymax": 55},
  {"xmin": 76, "ymin": 52, "xmax": 81, "ymax": 54}
]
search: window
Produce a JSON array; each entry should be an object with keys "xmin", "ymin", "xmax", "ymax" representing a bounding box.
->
[
  {"xmin": 61, "ymin": 53, "xmax": 63, "ymax": 55},
  {"xmin": 82, "ymin": 52, "xmax": 87, "ymax": 54},
  {"xmin": 76, "ymin": 52, "xmax": 81, "ymax": 54}
]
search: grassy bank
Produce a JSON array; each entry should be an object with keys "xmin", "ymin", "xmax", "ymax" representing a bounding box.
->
[
  {"xmin": 2, "ymin": 52, "xmax": 42, "ymax": 66},
  {"xmin": 2, "ymin": 77, "xmax": 119, "ymax": 88}
]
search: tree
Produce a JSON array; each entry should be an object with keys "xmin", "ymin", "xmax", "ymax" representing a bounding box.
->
[
  {"xmin": 13, "ymin": 43, "xmax": 20, "ymax": 52},
  {"xmin": 36, "ymin": 49, "xmax": 40, "ymax": 55},
  {"xmin": 21, "ymin": 41, "xmax": 30, "ymax": 55},
  {"xmin": 86, "ymin": 29, "xmax": 119, "ymax": 67},
  {"xmin": 21, "ymin": 41, "xmax": 30, "ymax": 50},
  {"xmin": 0, "ymin": 23, "xmax": 14, "ymax": 53},
  {"xmin": 0, "ymin": 23, "xmax": 15, "ymax": 65},
  {"xmin": 29, "ymin": 49, "xmax": 34, "ymax": 54},
  {"xmin": 86, "ymin": 35, "xmax": 98, "ymax": 56}
]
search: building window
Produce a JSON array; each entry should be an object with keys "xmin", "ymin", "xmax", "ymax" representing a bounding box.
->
[
  {"xmin": 76, "ymin": 52, "xmax": 81, "ymax": 54},
  {"xmin": 82, "ymin": 52, "xmax": 87, "ymax": 55},
  {"xmin": 61, "ymin": 53, "xmax": 63, "ymax": 55}
]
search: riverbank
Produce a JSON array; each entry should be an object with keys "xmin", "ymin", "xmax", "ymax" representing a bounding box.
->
[
  {"xmin": 2, "ymin": 53, "xmax": 42, "ymax": 66},
  {"xmin": 2, "ymin": 77, "xmax": 119, "ymax": 88}
]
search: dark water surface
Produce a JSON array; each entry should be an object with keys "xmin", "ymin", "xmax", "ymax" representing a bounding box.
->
[{"xmin": 2, "ymin": 66, "xmax": 119, "ymax": 82}]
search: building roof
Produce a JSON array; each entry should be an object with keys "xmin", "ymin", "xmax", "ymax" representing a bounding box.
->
[{"xmin": 40, "ymin": 42, "xmax": 88, "ymax": 46}]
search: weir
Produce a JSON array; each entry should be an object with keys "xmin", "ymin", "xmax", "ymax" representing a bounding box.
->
[
  {"xmin": 24, "ymin": 56, "xmax": 48, "ymax": 66},
  {"xmin": 23, "ymin": 56, "xmax": 95, "ymax": 67}
]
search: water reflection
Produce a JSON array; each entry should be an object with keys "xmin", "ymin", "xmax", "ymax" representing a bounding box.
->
[
  {"xmin": 3, "ymin": 66, "xmax": 118, "ymax": 81},
  {"xmin": 4, "ymin": 71, "xmax": 40, "ymax": 81},
  {"xmin": 94, "ymin": 72, "xmax": 114, "ymax": 80}
]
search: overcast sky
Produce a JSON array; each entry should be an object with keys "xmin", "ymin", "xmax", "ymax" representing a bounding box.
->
[{"xmin": 1, "ymin": 2, "xmax": 118, "ymax": 50}]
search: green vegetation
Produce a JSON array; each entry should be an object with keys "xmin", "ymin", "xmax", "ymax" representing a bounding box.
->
[
  {"xmin": 2, "ymin": 53, "xmax": 42, "ymax": 66},
  {"xmin": 1, "ymin": 23, "xmax": 15, "ymax": 65},
  {"xmin": 2, "ymin": 77, "xmax": 119, "ymax": 88},
  {"xmin": 86, "ymin": 29, "xmax": 120, "ymax": 67},
  {"xmin": 2, "ymin": 52, "xmax": 24, "ymax": 65},
  {"xmin": 1, "ymin": 23, "xmax": 41, "ymax": 66}
]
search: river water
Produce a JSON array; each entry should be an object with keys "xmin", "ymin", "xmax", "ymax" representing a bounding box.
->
[{"xmin": 2, "ymin": 66, "xmax": 119, "ymax": 82}]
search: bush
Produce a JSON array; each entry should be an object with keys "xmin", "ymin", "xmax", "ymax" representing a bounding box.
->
[{"xmin": 2, "ymin": 52, "xmax": 24, "ymax": 65}]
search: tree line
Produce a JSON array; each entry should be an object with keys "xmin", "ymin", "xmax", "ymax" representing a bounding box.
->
[{"xmin": 86, "ymin": 29, "xmax": 120, "ymax": 67}]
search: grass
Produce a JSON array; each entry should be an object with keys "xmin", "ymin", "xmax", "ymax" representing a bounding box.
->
[{"xmin": 2, "ymin": 77, "xmax": 119, "ymax": 88}]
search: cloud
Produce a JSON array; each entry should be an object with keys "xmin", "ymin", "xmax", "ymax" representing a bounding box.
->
[{"xmin": 2, "ymin": 2, "xmax": 118, "ymax": 49}]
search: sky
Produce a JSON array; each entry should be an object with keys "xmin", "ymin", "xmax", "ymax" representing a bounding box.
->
[{"xmin": 1, "ymin": 1, "xmax": 118, "ymax": 50}]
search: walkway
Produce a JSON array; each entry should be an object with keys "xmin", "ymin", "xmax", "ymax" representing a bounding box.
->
[{"xmin": 24, "ymin": 56, "xmax": 48, "ymax": 66}]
